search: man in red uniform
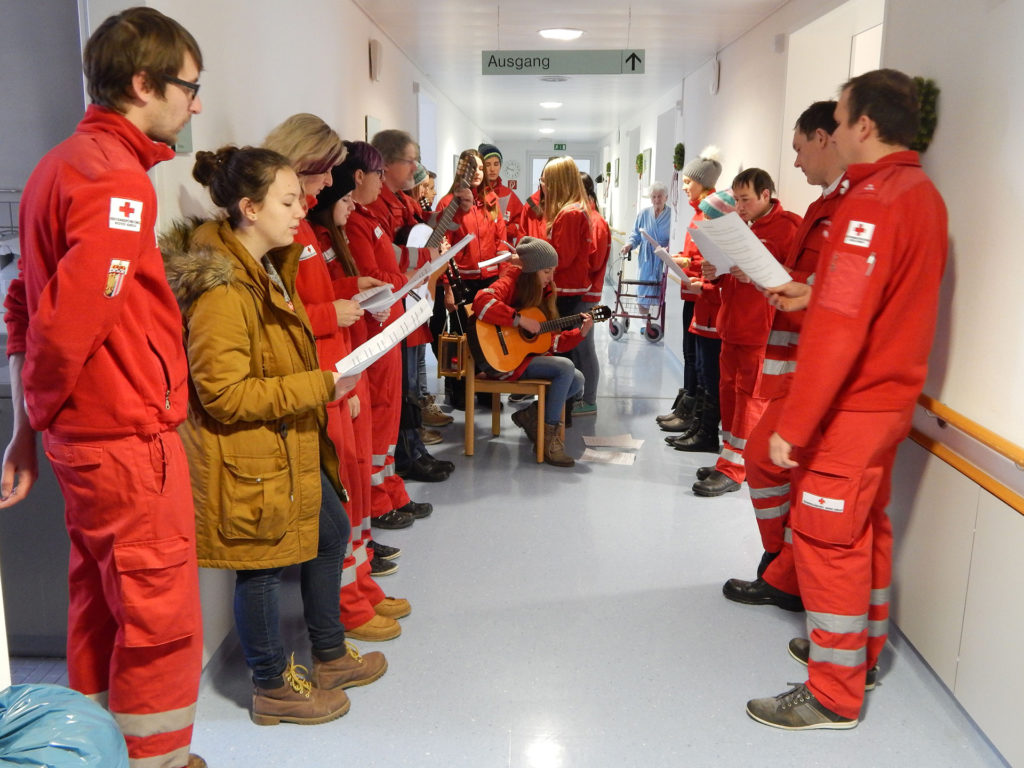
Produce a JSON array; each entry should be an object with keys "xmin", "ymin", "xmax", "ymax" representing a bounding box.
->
[
  {"xmin": 0, "ymin": 8, "xmax": 206, "ymax": 767},
  {"xmin": 694, "ymin": 170, "xmax": 800, "ymax": 497},
  {"xmin": 746, "ymin": 69, "xmax": 948, "ymax": 729},
  {"xmin": 722, "ymin": 101, "xmax": 844, "ymax": 612},
  {"xmin": 478, "ymin": 143, "xmax": 524, "ymax": 244}
]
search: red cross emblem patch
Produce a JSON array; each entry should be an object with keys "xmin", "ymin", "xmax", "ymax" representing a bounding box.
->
[
  {"xmin": 108, "ymin": 197, "xmax": 143, "ymax": 232},
  {"xmin": 843, "ymin": 220, "xmax": 875, "ymax": 248}
]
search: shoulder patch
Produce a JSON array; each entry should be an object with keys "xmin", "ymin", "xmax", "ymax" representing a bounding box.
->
[
  {"xmin": 299, "ymin": 244, "xmax": 318, "ymax": 261},
  {"xmin": 323, "ymin": 247, "xmax": 336, "ymax": 263},
  {"xmin": 373, "ymin": 225, "xmax": 384, "ymax": 240},
  {"xmin": 843, "ymin": 220, "xmax": 875, "ymax": 248},
  {"xmin": 104, "ymin": 259, "xmax": 131, "ymax": 298},
  {"xmin": 109, "ymin": 197, "xmax": 143, "ymax": 232}
]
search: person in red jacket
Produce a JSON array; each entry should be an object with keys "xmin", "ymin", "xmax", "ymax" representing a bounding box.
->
[
  {"xmin": 722, "ymin": 101, "xmax": 845, "ymax": 613},
  {"xmin": 473, "ymin": 237, "xmax": 592, "ymax": 466},
  {"xmin": 580, "ymin": 173, "xmax": 610, "ymax": 307},
  {"xmin": 746, "ymin": 69, "xmax": 948, "ymax": 730},
  {"xmin": 0, "ymin": 9, "xmax": 206, "ymax": 767},
  {"xmin": 519, "ymin": 185, "xmax": 548, "ymax": 241},
  {"xmin": 263, "ymin": 114, "xmax": 409, "ymax": 643},
  {"xmin": 542, "ymin": 156, "xmax": 599, "ymax": 417},
  {"xmin": 693, "ymin": 170, "xmax": 801, "ymax": 497},
  {"xmin": 478, "ymin": 142, "xmax": 524, "ymax": 244}
]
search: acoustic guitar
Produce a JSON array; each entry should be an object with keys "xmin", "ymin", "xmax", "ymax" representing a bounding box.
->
[{"xmin": 475, "ymin": 304, "xmax": 612, "ymax": 373}]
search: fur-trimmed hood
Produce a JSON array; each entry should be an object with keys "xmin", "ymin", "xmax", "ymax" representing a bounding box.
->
[{"xmin": 160, "ymin": 216, "xmax": 235, "ymax": 312}]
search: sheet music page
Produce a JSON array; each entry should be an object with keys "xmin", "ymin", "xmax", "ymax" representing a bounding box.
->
[
  {"xmin": 478, "ymin": 251, "xmax": 513, "ymax": 270},
  {"xmin": 641, "ymin": 229, "xmax": 686, "ymax": 280},
  {"xmin": 334, "ymin": 295, "xmax": 434, "ymax": 377},
  {"xmin": 583, "ymin": 434, "xmax": 645, "ymax": 449},
  {"xmin": 694, "ymin": 212, "xmax": 791, "ymax": 288},
  {"xmin": 688, "ymin": 226, "xmax": 734, "ymax": 275},
  {"xmin": 580, "ymin": 448, "xmax": 637, "ymax": 465},
  {"xmin": 391, "ymin": 234, "xmax": 475, "ymax": 303},
  {"xmin": 352, "ymin": 285, "xmax": 393, "ymax": 313}
]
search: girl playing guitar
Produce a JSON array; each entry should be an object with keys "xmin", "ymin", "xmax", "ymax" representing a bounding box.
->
[{"xmin": 472, "ymin": 237, "xmax": 593, "ymax": 467}]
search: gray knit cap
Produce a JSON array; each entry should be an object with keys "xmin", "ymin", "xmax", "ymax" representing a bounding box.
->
[
  {"xmin": 681, "ymin": 146, "xmax": 723, "ymax": 188},
  {"xmin": 516, "ymin": 237, "xmax": 558, "ymax": 273}
]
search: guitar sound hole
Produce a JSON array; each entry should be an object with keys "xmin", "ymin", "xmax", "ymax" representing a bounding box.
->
[{"xmin": 520, "ymin": 329, "xmax": 537, "ymax": 341}]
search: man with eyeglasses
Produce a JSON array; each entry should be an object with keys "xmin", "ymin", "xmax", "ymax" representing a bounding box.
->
[{"xmin": 1, "ymin": 8, "xmax": 206, "ymax": 767}]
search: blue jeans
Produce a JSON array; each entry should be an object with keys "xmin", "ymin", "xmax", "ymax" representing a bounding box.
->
[
  {"xmin": 556, "ymin": 296, "xmax": 599, "ymax": 405},
  {"xmin": 523, "ymin": 355, "xmax": 584, "ymax": 424},
  {"xmin": 234, "ymin": 469, "xmax": 350, "ymax": 685}
]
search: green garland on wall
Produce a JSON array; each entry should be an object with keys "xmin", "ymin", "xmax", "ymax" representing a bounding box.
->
[
  {"xmin": 673, "ymin": 143, "xmax": 686, "ymax": 171},
  {"xmin": 912, "ymin": 77, "xmax": 940, "ymax": 153},
  {"xmin": 635, "ymin": 153, "xmax": 644, "ymax": 177}
]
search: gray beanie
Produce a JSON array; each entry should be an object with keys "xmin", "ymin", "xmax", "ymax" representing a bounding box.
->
[
  {"xmin": 681, "ymin": 146, "xmax": 723, "ymax": 188},
  {"xmin": 516, "ymin": 237, "xmax": 558, "ymax": 273}
]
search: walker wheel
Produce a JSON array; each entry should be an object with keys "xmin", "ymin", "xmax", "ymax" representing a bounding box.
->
[
  {"xmin": 609, "ymin": 318, "xmax": 625, "ymax": 340},
  {"xmin": 645, "ymin": 321, "xmax": 663, "ymax": 343}
]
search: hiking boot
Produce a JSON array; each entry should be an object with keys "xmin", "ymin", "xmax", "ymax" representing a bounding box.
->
[
  {"xmin": 346, "ymin": 614, "xmax": 401, "ymax": 642},
  {"xmin": 419, "ymin": 427, "xmax": 443, "ymax": 445},
  {"xmin": 543, "ymin": 423, "xmax": 574, "ymax": 467},
  {"xmin": 420, "ymin": 394, "xmax": 454, "ymax": 426},
  {"xmin": 746, "ymin": 683, "xmax": 858, "ymax": 730},
  {"xmin": 511, "ymin": 402, "xmax": 540, "ymax": 441},
  {"xmin": 370, "ymin": 555, "xmax": 398, "ymax": 576},
  {"xmin": 695, "ymin": 465, "xmax": 716, "ymax": 481},
  {"xmin": 312, "ymin": 642, "xmax": 387, "ymax": 690},
  {"xmin": 788, "ymin": 637, "xmax": 877, "ymax": 690},
  {"xmin": 396, "ymin": 499, "xmax": 433, "ymax": 519},
  {"xmin": 187, "ymin": 756, "xmax": 207, "ymax": 768},
  {"xmin": 251, "ymin": 654, "xmax": 350, "ymax": 726},
  {"xmin": 369, "ymin": 540, "xmax": 401, "ymax": 560},
  {"xmin": 672, "ymin": 428, "xmax": 720, "ymax": 453},
  {"xmin": 374, "ymin": 596, "xmax": 412, "ymax": 619},
  {"xmin": 371, "ymin": 509, "xmax": 414, "ymax": 530}
]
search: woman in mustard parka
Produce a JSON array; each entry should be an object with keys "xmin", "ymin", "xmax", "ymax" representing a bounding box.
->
[{"xmin": 162, "ymin": 145, "xmax": 385, "ymax": 726}]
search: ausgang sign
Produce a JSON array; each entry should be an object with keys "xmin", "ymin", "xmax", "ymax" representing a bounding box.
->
[{"xmin": 482, "ymin": 49, "xmax": 645, "ymax": 76}]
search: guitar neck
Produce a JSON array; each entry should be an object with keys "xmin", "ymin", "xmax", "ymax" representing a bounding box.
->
[
  {"xmin": 424, "ymin": 202, "xmax": 458, "ymax": 250},
  {"xmin": 537, "ymin": 313, "xmax": 585, "ymax": 335}
]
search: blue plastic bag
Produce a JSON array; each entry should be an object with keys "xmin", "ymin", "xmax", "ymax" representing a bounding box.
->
[{"xmin": 0, "ymin": 684, "xmax": 128, "ymax": 767}]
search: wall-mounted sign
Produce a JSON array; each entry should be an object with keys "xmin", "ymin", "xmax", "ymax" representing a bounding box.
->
[
  {"xmin": 554, "ymin": 143, "xmax": 567, "ymax": 151},
  {"xmin": 482, "ymin": 50, "xmax": 645, "ymax": 76}
]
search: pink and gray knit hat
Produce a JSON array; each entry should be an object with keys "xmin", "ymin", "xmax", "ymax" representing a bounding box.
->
[{"xmin": 699, "ymin": 189, "xmax": 736, "ymax": 219}]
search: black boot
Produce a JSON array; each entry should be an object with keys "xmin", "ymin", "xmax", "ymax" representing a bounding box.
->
[
  {"xmin": 659, "ymin": 389, "xmax": 701, "ymax": 432},
  {"xmin": 656, "ymin": 388, "xmax": 690, "ymax": 424},
  {"xmin": 672, "ymin": 391, "xmax": 720, "ymax": 453},
  {"xmin": 664, "ymin": 390, "xmax": 704, "ymax": 442}
]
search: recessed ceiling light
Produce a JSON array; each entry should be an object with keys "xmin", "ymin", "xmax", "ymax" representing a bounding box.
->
[
  {"xmin": 539, "ymin": 128, "xmax": 555, "ymax": 134},
  {"xmin": 539, "ymin": 101, "xmax": 563, "ymax": 109},
  {"xmin": 540, "ymin": 75, "xmax": 568, "ymax": 83},
  {"xmin": 539, "ymin": 28, "xmax": 583, "ymax": 41},
  {"xmin": 539, "ymin": 117, "xmax": 556, "ymax": 122}
]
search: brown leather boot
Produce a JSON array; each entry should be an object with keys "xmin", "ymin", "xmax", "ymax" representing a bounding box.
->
[
  {"xmin": 251, "ymin": 654, "xmax": 350, "ymax": 726},
  {"xmin": 187, "ymin": 755, "xmax": 207, "ymax": 768},
  {"xmin": 311, "ymin": 642, "xmax": 388, "ymax": 690},
  {"xmin": 543, "ymin": 423, "xmax": 574, "ymax": 467},
  {"xmin": 346, "ymin": 614, "xmax": 401, "ymax": 642},
  {"xmin": 511, "ymin": 402, "xmax": 540, "ymax": 442}
]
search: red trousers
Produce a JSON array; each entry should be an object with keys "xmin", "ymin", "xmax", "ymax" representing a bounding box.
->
[
  {"xmin": 790, "ymin": 408, "xmax": 910, "ymax": 720},
  {"xmin": 367, "ymin": 345, "xmax": 410, "ymax": 517},
  {"xmin": 717, "ymin": 342, "xmax": 771, "ymax": 483},
  {"xmin": 744, "ymin": 397, "xmax": 798, "ymax": 595},
  {"xmin": 44, "ymin": 430, "xmax": 202, "ymax": 768}
]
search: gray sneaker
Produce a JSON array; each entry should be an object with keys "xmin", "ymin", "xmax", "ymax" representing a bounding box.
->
[
  {"xmin": 788, "ymin": 637, "xmax": 877, "ymax": 690},
  {"xmin": 746, "ymin": 683, "xmax": 858, "ymax": 730}
]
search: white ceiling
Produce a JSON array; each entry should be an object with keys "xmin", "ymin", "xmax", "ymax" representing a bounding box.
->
[{"xmin": 352, "ymin": 0, "xmax": 789, "ymax": 144}]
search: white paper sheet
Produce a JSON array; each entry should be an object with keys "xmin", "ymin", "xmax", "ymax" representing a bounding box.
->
[
  {"xmin": 333, "ymin": 295, "xmax": 433, "ymax": 377},
  {"xmin": 391, "ymin": 234, "xmax": 475, "ymax": 304},
  {"xmin": 580, "ymin": 448, "xmax": 637, "ymax": 465},
  {"xmin": 478, "ymin": 251, "xmax": 513, "ymax": 270},
  {"xmin": 583, "ymin": 434, "xmax": 645, "ymax": 450},
  {"xmin": 692, "ymin": 212, "xmax": 791, "ymax": 289},
  {"xmin": 352, "ymin": 285, "xmax": 393, "ymax": 313},
  {"xmin": 641, "ymin": 229, "xmax": 686, "ymax": 280}
]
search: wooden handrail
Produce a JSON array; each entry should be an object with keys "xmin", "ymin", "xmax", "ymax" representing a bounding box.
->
[
  {"xmin": 917, "ymin": 393, "xmax": 1024, "ymax": 468},
  {"xmin": 909, "ymin": 429, "xmax": 1024, "ymax": 515}
]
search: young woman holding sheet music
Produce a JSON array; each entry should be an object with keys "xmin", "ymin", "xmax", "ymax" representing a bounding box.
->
[
  {"xmin": 472, "ymin": 237, "xmax": 592, "ymax": 467},
  {"xmin": 162, "ymin": 145, "xmax": 386, "ymax": 726},
  {"xmin": 264, "ymin": 115, "xmax": 407, "ymax": 643}
]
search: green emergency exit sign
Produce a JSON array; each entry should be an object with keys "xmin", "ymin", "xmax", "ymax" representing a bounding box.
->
[{"xmin": 554, "ymin": 143, "xmax": 566, "ymax": 151}]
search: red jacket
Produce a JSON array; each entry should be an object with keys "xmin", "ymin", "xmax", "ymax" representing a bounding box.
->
[
  {"xmin": 5, "ymin": 105, "xmax": 187, "ymax": 437},
  {"xmin": 683, "ymin": 206, "xmax": 721, "ymax": 339},
  {"xmin": 759, "ymin": 181, "xmax": 844, "ymax": 400},
  {"xmin": 550, "ymin": 203, "xmax": 596, "ymax": 296},
  {"xmin": 584, "ymin": 203, "xmax": 611, "ymax": 303},
  {"xmin": 519, "ymin": 190, "xmax": 547, "ymax": 240},
  {"xmin": 778, "ymin": 151, "xmax": 948, "ymax": 446},
  {"xmin": 436, "ymin": 192, "xmax": 507, "ymax": 280},
  {"xmin": 484, "ymin": 176, "xmax": 524, "ymax": 244},
  {"xmin": 472, "ymin": 267, "xmax": 583, "ymax": 380},
  {"xmin": 716, "ymin": 200, "xmax": 801, "ymax": 346},
  {"xmin": 345, "ymin": 204, "xmax": 408, "ymax": 336}
]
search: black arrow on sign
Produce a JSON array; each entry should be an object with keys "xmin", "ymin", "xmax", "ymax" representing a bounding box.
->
[{"xmin": 626, "ymin": 52, "xmax": 642, "ymax": 71}]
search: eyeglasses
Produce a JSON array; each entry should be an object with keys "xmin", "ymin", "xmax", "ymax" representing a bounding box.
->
[
  {"xmin": 370, "ymin": 169, "xmax": 384, "ymax": 178},
  {"xmin": 164, "ymin": 75, "xmax": 200, "ymax": 100}
]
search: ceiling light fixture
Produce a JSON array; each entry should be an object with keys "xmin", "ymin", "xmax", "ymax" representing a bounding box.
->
[
  {"xmin": 539, "ymin": 101, "xmax": 563, "ymax": 109},
  {"xmin": 539, "ymin": 28, "xmax": 583, "ymax": 41},
  {"xmin": 540, "ymin": 75, "xmax": 568, "ymax": 83},
  {"xmin": 539, "ymin": 128, "xmax": 555, "ymax": 134}
]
